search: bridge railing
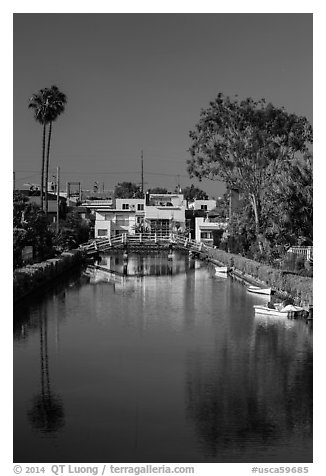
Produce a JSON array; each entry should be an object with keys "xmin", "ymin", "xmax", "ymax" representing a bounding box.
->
[
  {"xmin": 287, "ymin": 246, "xmax": 313, "ymax": 261},
  {"xmin": 80, "ymin": 232, "xmax": 213, "ymax": 254}
]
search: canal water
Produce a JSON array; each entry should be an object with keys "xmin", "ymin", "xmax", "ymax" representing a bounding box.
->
[{"xmin": 13, "ymin": 252, "xmax": 313, "ymax": 463}]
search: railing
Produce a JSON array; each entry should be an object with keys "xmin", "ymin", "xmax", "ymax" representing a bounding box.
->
[
  {"xmin": 80, "ymin": 233, "xmax": 208, "ymax": 254},
  {"xmin": 287, "ymin": 246, "xmax": 313, "ymax": 261}
]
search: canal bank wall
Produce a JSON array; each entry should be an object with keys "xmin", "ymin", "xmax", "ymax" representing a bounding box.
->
[
  {"xmin": 203, "ymin": 247, "xmax": 313, "ymax": 307},
  {"xmin": 13, "ymin": 249, "xmax": 86, "ymax": 303}
]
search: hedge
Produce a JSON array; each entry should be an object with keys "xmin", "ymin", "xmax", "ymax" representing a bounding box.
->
[
  {"xmin": 205, "ymin": 248, "xmax": 313, "ymax": 306},
  {"xmin": 13, "ymin": 249, "xmax": 85, "ymax": 303}
]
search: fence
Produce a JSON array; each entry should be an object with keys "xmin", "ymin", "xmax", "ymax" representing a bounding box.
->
[
  {"xmin": 80, "ymin": 232, "xmax": 206, "ymax": 254},
  {"xmin": 287, "ymin": 246, "xmax": 313, "ymax": 261}
]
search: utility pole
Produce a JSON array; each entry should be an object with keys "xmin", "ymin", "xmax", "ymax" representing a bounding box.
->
[
  {"xmin": 56, "ymin": 166, "xmax": 60, "ymax": 234},
  {"xmin": 13, "ymin": 171, "xmax": 16, "ymax": 191},
  {"xmin": 141, "ymin": 150, "xmax": 144, "ymax": 197}
]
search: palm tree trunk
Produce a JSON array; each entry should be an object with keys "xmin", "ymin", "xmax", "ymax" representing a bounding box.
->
[
  {"xmin": 41, "ymin": 123, "xmax": 46, "ymax": 211},
  {"xmin": 250, "ymin": 193, "xmax": 264, "ymax": 254},
  {"xmin": 45, "ymin": 121, "xmax": 52, "ymax": 216}
]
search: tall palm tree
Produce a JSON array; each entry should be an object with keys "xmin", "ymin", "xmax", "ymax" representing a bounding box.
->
[
  {"xmin": 28, "ymin": 88, "xmax": 49, "ymax": 211},
  {"xmin": 43, "ymin": 86, "xmax": 67, "ymax": 214},
  {"xmin": 28, "ymin": 85, "xmax": 67, "ymax": 214}
]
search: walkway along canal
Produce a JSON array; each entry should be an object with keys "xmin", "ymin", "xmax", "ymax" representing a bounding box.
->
[{"xmin": 13, "ymin": 251, "xmax": 312, "ymax": 463}]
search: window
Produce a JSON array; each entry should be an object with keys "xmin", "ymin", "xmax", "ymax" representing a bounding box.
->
[
  {"xmin": 201, "ymin": 231, "xmax": 212, "ymax": 239},
  {"xmin": 122, "ymin": 203, "xmax": 129, "ymax": 210},
  {"xmin": 137, "ymin": 204, "xmax": 144, "ymax": 211},
  {"xmin": 150, "ymin": 219, "xmax": 170, "ymax": 235},
  {"xmin": 201, "ymin": 205, "xmax": 208, "ymax": 210},
  {"xmin": 98, "ymin": 229, "xmax": 108, "ymax": 236}
]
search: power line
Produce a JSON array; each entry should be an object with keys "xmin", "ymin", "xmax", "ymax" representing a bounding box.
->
[
  {"xmin": 14, "ymin": 168, "xmax": 225, "ymax": 182},
  {"xmin": 15, "ymin": 169, "xmax": 190, "ymax": 178}
]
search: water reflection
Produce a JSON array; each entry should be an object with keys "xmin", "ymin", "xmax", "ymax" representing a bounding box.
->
[
  {"xmin": 98, "ymin": 251, "xmax": 193, "ymax": 276},
  {"xmin": 186, "ymin": 309, "xmax": 313, "ymax": 462},
  {"xmin": 14, "ymin": 253, "xmax": 312, "ymax": 463},
  {"xmin": 27, "ymin": 309, "xmax": 65, "ymax": 433}
]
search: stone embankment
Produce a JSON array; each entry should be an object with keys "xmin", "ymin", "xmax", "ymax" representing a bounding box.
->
[
  {"xmin": 13, "ymin": 249, "xmax": 85, "ymax": 303},
  {"xmin": 204, "ymin": 247, "xmax": 313, "ymax": 307}
]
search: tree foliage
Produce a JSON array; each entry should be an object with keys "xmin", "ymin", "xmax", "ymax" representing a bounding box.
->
[
  {"xmin": 114, "ymin": 182, "xmax": 143, "ymax": 198},
  {"xmin": 188, "ymin": 93, "xmax": 313, "ymax": 253},
  {"xmin": 28, "ymin": 85, "xmax": 67, "ymax": 214},
  {"xmin": 263, "ymin": 152, "xmax": 313, "ymax": 247},
  {"xmin": 182, "ymin": 184, "xmax": 208, "ymax": 201},
  {"xmin": 13, "ymin": 192, "xmax": 54, "ymax": 268},
  {"xmin": 53, "ymin": 210, "xmax": 91, "ymax": 251},
  {"xmin": 149, "ymin": 187, "xmax": 168, "ymax": 194}
]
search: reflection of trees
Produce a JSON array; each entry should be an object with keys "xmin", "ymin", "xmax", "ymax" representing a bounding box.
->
[
  {"xmin": 13, "ymin": 268, "xmax": 84, "ymax": 342},
  {"xmin": 186, "ymin": 320, "xmax": 312, "ymax": 461},
  {"xmin": 27, "ymin": 309, "xmax": 65, "ymax": 433}
]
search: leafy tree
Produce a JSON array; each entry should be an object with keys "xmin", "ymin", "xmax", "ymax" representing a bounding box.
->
[
  {"xmin": 182, "ymin": 184, "xmax": 208, "ymax": 201},
  {"xmin": 54, "ymin": 210, "xmax": 90, "ymax": 251},
  {"xmin": 263, "ymin": 152, "xmax": 313, "ymax": 247},
  {"xmin": 29, "ymin": 85, "xmax": 67, "ymax": 214},
  {"xmin": 210, "ymin": 192, "xmax": 229, "ymax": 220},
  {"xmin": 114, "ymin": 182, "xmax": 143, "ymax": 198},
  {"xmin": 13, "ymin": 192, "xmax": 54, "ymax": 267},
  {"xmin": 188, "ymin": 93, "xmax": 313, "ymax": 253},
  {"xmin": 149, "ymin": 187, "xmax": 168, "ymax": 194},
  {"xmin": 224, "ymin": 199, "xmax": 257, "ymax": 256}
]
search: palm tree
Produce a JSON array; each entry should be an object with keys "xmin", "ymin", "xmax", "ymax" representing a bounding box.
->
[
  {"xmin": 43, "ymin": 86, "xmax": 67, "ymax": 214},
  {"xmin": 28, "ymin": 85, "xmax": 67, "ymax": 214},
  {"xmin": 28, "ymin": 88, "xmax": 49, "ymax": 211}
]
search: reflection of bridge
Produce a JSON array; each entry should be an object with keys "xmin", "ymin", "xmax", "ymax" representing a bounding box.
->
[{"xmin": 80, "ymin": 233, "xmax": 206, "ymax": 255}]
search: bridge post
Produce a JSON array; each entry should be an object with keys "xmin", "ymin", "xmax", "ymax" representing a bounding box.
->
[
  {"xmin": 184, "ymin": 238, "xmax": 188, "ymax": 248},
  {"xmin": 123, "ymin": 242, "xmax": 128, "ymax": 262},
  {"xmin": 155, "ymin": 233, "xmax": 157, "ymax": 243},
  {"xmin": 140, "ymin": 233, "xmax": 142, "ymax": 243}
]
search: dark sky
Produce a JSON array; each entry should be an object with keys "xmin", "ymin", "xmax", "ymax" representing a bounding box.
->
[{"xmin": 13, "ymin": 13, "xmax": 312, "ymax": 197}]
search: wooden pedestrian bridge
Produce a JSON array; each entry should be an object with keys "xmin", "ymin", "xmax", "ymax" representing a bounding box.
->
[{"xmin": 79, "ymin": 233, "xmax": 207, "ymax": 256}]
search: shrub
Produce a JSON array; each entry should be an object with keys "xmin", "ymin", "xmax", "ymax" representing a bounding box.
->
[{"xmin": 205, "ymin": 247, "xmax": 312, "ymax": 305}]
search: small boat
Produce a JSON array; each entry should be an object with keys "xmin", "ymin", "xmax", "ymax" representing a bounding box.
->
[
  {"xmin": 247, "ymin": 285, "xmax": 273, "ymax": 295},
  {"xmin": 254, "ymin": 304, "xmax": 304, "ymax": 318},
  {"xmin": 214, "ymin": 271, "xmax": 228, "ymax": 279},
  {"xmin": 214, "ymin": 266, "xmax": 228, "ymax": 273}
]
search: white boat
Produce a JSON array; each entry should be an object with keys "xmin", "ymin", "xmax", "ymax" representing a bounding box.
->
[
  {"xmin": 214, "ymin": 271, "xmax": 227, "ymax": 279},
  {"xmin": 247, "ymin": 285, "xmax": 273, "ymax": 295},
  {"xmin": 215, "ymin": 266, "xmax": 228, "ymax": 273},
  {"xmin": 254, "ymin": 304, "xmax": 304, "ymax": 318}
]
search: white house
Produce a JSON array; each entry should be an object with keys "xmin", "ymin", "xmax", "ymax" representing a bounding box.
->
[
  {"xmin": 92, "ymin": 193, "xmax": 188, "ymax": 239},
  {"xmin": 188, "ymin": 199, "xmax": 216, "ymax": 211},
  {"xmin": 94, "ymin": 208, "xmax": 137, "ymax": 238},
  {"xmin": 195, "ymin": 217, "xmax": 228, "ymax": 246},
  {"xmin": 145, "ymin": 193, "xmax": 187, "ymax": 235}
]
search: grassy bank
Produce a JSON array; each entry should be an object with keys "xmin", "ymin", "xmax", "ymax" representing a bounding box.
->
[
  {"xmin": 13, "ymin": 249, "xmax": 85, "ymax": 303},
  {"xmin": 205, "ymin": 247, "xmax": 313, "ymax": 307}
]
